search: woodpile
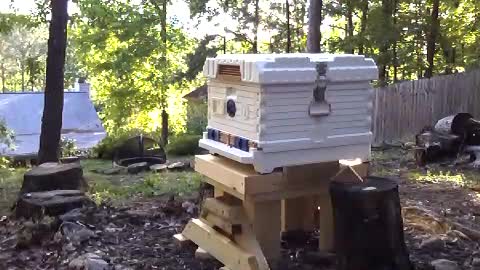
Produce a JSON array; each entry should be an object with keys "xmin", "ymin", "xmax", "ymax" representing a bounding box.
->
[{"xmin": 415, "ymin": 113, "xmax": 480, "ymax": 166}]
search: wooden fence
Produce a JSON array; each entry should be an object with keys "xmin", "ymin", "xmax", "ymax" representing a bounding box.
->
[{"xmin": 372, "ymin": 69, "xmax": 480, "ymax": 144}]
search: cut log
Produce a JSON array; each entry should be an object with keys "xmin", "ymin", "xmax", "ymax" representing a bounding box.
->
[
  {"xmin": 21, "ymin": 163, "xmax": 86, "ymax": 194},
  {"xmin": 416, "ymin": 113, "xmax": 480, "ymax": 166},
  {"xmin": 415, "ymin": 129, "xmax": 462, "ymax": 166},
  {"xmin": 15, "ymin": 190, "xmax": 94, "ymax": 219},
  {"xmin": 330, "ymin": 177, "xmax": 413, "ymax": 270}
]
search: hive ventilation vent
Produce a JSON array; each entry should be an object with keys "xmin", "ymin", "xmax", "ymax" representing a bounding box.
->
[{"xmin": 218, "ymin": 65, "xmax": 241, "ymax": 77}]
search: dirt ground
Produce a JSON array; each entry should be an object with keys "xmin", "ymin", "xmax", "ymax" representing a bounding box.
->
[{"xmin": 1, "ymin": 148, "xmax": 480, "ymax": 270}]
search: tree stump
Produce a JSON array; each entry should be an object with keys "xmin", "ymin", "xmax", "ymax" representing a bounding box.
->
[
  {"xmin": 15, "ymin": 190, "xmax": 94, "ymax": 219},
  {"xmin": 20, "ymin": 163, "xmax": 86, "ymax": 194},
  {"xmin": 330, "ymin": 176, "xmax": 413, "ymax": 270}
]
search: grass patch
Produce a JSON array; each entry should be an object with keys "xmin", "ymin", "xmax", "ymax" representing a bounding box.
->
[
  {"xmin": 406, "ymin": 168, "xmax": 480, "ymax": 188},
  {"xmin": 81, "ymin": 159, "xmax": 114, "ymax": 172},
  {"xmin": 370, "ymin": 148, "xmax": 414, "ymax": 177},
  {"xmin": 88, "ymin": 171, "xmax": 203, "ymax": 205},
  {"xmin": 0, "ymin": 158, "xmax": 203, "ymax": 213},
  {"xmin": 407, "ymin": 170, "xmax": 466, "ymax": 186},
  {"xmin": 141, "ymin": 171, "xmax": 203, "ymax": 196},
  {"xmin": 82, "ymin": 159, "xmax": 203, "ymax": 205},
  {"xmin": 0, "ymin": 167, "xmax": 28, "ymax": 216}
]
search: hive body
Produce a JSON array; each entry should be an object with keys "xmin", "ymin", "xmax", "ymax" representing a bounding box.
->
[{"xmin": 199, "ymin": 53, "xmax": 378, "ymax": 173}]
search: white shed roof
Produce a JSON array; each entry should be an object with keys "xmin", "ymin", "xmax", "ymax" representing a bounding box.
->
[
  {"xmin": 0, "ymin": 91, "xmax": 106, "ymax": 157},
  {"xmin": 203, "ymin": 53, "xmax": 378, "ymax": 84}
]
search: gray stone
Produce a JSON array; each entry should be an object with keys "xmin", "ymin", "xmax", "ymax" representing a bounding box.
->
[
  {"xmin": 114, "ymin": 265, "xmax": 134, "ymax": 270},
  {"xmin": 150, "ymin": 164, "xmax": 168, "ymax": 172},
  {"xmin": 167, "ymin": 162, "xmax": 186, "ymax": 170},
  {"xmin": 195, "ymin": 247, "xmax": 213, "ymax": 260},
  {"xmin": 61, "ymin": 221, "xmax": 97, "ymax": 244},
  {"xmin": 403, "ymin": 142, "xmax": 416, "ymax": 149},
  {"xmin": 69, "ymin": 253, "xmax": 110, "ymax": 270},
  {"xmin": 472, "ymin": 257, "xmax": 480, "ymax": 267},
  {"xmin": 181, "ymin": 201, "xmax": 197, "ymax": 214},
  {"xmin": 59, "ymin": 208, "xmax": 85, "ymax": 222},
  {"xmin": 431, "ymin": 259, "xmax": 459, "ymax": 270},
  {"xmin": 127, "ymin": 162, "xmax": 149, "ymax": 174},
  {"xmin": 63, "ymin": 242, "xmax": 76, "ymax": 252},
  {"xmin": 420, "ymin": 236, "xmax": 445, "ymax": 250}
]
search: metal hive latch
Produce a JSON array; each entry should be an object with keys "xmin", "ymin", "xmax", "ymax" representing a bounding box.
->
[{"xmin": 309, "ymin": 62, "xmax": 331, "ymax": 117}]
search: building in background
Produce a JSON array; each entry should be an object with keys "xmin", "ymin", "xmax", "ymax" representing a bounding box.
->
[{"xmin": 0, "ymin": 80, "xmax": 106, "ymax": 159}]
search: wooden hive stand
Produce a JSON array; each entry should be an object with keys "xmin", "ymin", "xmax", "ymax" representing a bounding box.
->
[{"xmin": 174, "ymin": 154, "xmax": 369, "ymax": 270}]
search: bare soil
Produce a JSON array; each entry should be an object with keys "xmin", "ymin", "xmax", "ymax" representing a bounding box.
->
[{"xmin": 1, "ymin": 148, "xmax": 480, "ymax": 270}]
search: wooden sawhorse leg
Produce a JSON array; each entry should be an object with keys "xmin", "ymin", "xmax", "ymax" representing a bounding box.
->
[
  {"xmin": 282, "ymin": 194, "xmax": 335, "ymax": 252},
  {"xmin": 282, "ymin": 196, "xmax": 317, "ymax": 232},
  {"xmin": 178, "ymin": 193, "xmax": 281, "ymax": 270},
  {"xmin": 243, "ymin": 198, "xmax": 281, "ymax": 263}
]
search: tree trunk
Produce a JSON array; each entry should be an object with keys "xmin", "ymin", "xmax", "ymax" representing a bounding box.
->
[
  {"xmin": 414, "ymin": 1, "xmax": 423, "ymax": 79},
  {"xmin": 393, "ymin": 44, "xmax": 398, "ymax": 82},
  {"xmin": 20, "ymin": 163, "xmax": 85, "ymax": 194},
  {"xmin": 161, "ymin": 109, "xmax": 169, "ymax": 146},
  {"xmin": 286, "ymin": 0, "xmax": 291, "ymax": 53},
  {"xmin": 160, "ymin": 0, "xmax": 169, "ymax": 145},
  {"xmin": 307, "ymin": 0, "xmax": 322, "ymax": 53},
  {"xmin": 330, "ymin": 177, "xmax": 414, "ymax": 270},
  {"xmin": 378, "ymin": 0, "xmax": 393, "ymax": 86},
  {"xmin": 358, "ymin": 0, "xmax": 369, "ymax": 55},
  {"xmin": 416, "ymin": 34, "xmax": 423, "ymax": 78},
  {"xmin": 38, "ymin": 0, "xmax": 68, "ymax": 164},
  {"xmin": 292, "ymin": 0, "xmax": 305, "ymax": 52},
  {"xmin": 346, "ymin": 1, "xmax": 354, "ymax": 54},
  {"xmin": 425, "ymin": 0, "xmax": 440, "ymax": 78},
  {"xmin": 440, "ymin": 34, "xmax": 455, "ymax": 74},
  {"xmin": 392, "ymin": 0, "xmax": 399, "ymax": 82},
  {"xmin": 161, "ymin": 0, "xmax": 167, "ymax": 59},
  {"xmin": 253, "ymin": 0, "xmax": 259, "ymax": 54}
]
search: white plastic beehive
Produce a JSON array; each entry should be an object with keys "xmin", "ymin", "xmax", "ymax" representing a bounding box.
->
[{"xmin": 199, "ymin": 53, "xmax": 378, "ymax": 173}]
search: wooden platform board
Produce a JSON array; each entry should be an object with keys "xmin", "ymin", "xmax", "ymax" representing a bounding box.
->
[{"xmin": 195, "ymin": 155, "xmax": 340, "ymax": 201}]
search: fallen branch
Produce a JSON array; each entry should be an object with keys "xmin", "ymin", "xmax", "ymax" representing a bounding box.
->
[{"xmin": 450, "ymin": 221, "xmax": 480, "ymax": 241}]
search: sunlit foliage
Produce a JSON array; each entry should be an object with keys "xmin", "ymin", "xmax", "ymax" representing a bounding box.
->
[
  {"xmin": 72, "ymin": 0, "xmax": 202, "ymax": 136},
  {"xmin": 323, "ymin": 0, "xmax": 480, "ymax": 83}
]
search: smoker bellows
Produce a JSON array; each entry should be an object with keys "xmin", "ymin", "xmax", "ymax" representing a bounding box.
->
[{"xmin": 199, "ymin": 54, "xmax": 378, "ymax": 173}]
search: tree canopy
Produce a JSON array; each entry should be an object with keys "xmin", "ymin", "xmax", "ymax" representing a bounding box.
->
[
  {"xmin": 72, "ymin": 0, "xmax": 204, "ymax": 137},
  {"xmin": 2, "ymin": 0, "xmax": 480, "ymax": 138}
]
